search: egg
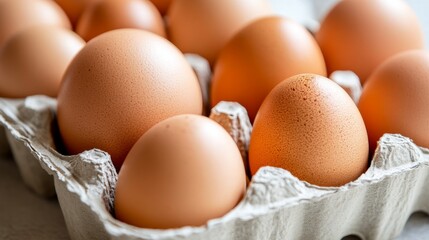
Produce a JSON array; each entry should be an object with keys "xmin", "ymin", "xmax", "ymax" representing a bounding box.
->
[
  {"xmin": 149, "ymin": 0, "xmax": 171, "ymax": 15},
  {"xmin": 115, "ymin": 114, "xmax": 246, "ymax": 229},
  {"xmin": 358, "ymin": 50, "xmax": 429, "ymax": 154},
  {"xmin": 76, "ymin": 0, "xmax": 165, "ymax": 42},
  {"xmin": 0, "ymin": 26, "xmax": 85, "ymax": 98},
  {"xmin": 316, "ymin": 0, "xmax": 424, "ymax": 84},
  {"xmin": 249, "ymin": 74, "xmax": 368, "ymax": 187},
  {"xmin": 211, "ymin": 16, "xmax": 326, "ymax": 121},
  {"xmin": 57, "ymin": 29, "xmax": 202, "ymax": 170},
  {"xmin": 167, "ymin": 0, "xmax": 272, "ymax": 65},
  {"xmin": 53, "ymin": 0, "xmax": 100, "ymax": 27},
  {"xmin": 0, "ymin": 0, "xmax": 71, "ymax": 48}
]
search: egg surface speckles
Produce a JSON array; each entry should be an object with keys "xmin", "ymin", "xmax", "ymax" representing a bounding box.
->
[{"xmin": 249, "ymin": 74, "xmax": 368, "ymax": 187}]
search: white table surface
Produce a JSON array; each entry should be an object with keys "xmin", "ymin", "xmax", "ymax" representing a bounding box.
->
[{"xmin": 0, "ymin": 156, "xmax": 69, "ymax": 240}]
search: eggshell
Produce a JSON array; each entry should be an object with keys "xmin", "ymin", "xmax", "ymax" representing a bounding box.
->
[
  {"xmin": 0, "ymin": 26, "xmax": 85, "ymax": 98},
  {"xmin": 76, "ymin": 0, "xmax": 165, "ymax": 42},
  {"xmin": 115, "ymin": 114, "xmax": 246, "ymax": 229},
  {"xmin": 167, "ymin": 0, "xmax": 272, "ymax": 65},
  {"xmin": 316, "ymin": 0, "xmax": 424, "ymax": 84},
  {"xmin": 53, "ymin": 0, "xmax": 100, "ymax": 27},
  {"xmin": 211, "ymin": 16, "xmax": 326, "ymax": 121},
  {"xmin": 249, "ymin": 74, "xmax": 369, "ymax": 187},
  {"xmin": 358, "ymin": 50, "xmax": 429, "ymax": 155},
  {"xmin": 57, "ymin": 29, "xmax": 202, "ymax": 170},
  {"xmin": 0, "ymin": 0, "xmax": 71, "ymax": 49},
  {"xmin": 149, "ymin": 0, "xmax": 171, "ymax": 15}
]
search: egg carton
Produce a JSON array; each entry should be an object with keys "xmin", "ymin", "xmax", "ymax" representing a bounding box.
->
[
  {"xmin": 0, "ymin": 66, "xmax": 360, "ymax": 199},
  {"xmin": 0, "ymin": 125, "xmax": 11, "ymax": 159},
  {"xmin": 0, "ymin": 97, "xmax": 56, "ymax": 197},
  {"xmin": 0, "ymin": 54, "xmax": 212, "ymax": 198},
  {"xmin": 0, "ymin": 95, "xmax": 428, "ymax": 240}
]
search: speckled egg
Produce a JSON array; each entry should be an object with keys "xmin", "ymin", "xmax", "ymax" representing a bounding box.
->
[{"xmin": 249, "ymin": 74, "xmax": 368, "ymax": 187}]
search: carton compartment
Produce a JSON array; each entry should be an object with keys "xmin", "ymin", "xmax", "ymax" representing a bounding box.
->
[
  {"xmin": 0, "ymin": 95, "xmax": 428, "ymax": 240},
  {"xmin": 0, "ymin": 97, "xmax": 56, "ymax": 197}
]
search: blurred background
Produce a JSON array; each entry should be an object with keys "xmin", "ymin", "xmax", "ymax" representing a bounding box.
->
[{"xmin": 270, "ymin": 0, "xmax": 429, "ymax": 47}]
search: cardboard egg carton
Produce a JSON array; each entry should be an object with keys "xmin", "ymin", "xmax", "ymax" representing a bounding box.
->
[
  {"xmin": 0, "ymin": 126, "xmax": 11, "ymax": 159},
  {"xmin": 0, "ymin": 54, "xmax": 212, "ymax": 198},
  {"xmin": 0, "ymin": 95, "xmax": 428, "ymax": 240},
  {"xmin": 0, "ymin": 97, "xmax": 56, "ymax": 197}
]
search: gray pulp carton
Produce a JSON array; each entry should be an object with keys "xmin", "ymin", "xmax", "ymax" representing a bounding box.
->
[
  {"xmin": 0, "ymin": 97, "xmax": 56, "ymax": 197},
  {"xmin": 0, "ymin": 95, "xmax": 428, "ymax": 240}
]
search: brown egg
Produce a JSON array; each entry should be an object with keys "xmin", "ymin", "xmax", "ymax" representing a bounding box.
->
[
  {"xmin": 76, "ymin": 0, "xmax": 165, "ymax": 42},
  {"xmin": 0, "ymin": 0, "xmax": 71, "ymax": 48},
  {"xmin": 57, "ymin": 29, "xmax": 202, "ymax": 170},
  {"xmin": 316, "ymin": 0, "xmax": 424, "ymax": 84},
  {"xmin": 358, "ymin": 50, "xmax": 429, "ymax": 154},
  {"xmin": 115, "ymin": 114, "xmax": 246, "ymax": 229},
  {"xmin": 53, "ymin": 0, "xmax": 100, "ymax": 27},
  {"xmin": 167, "ymin": 0, "xmax": 272, "ymax": 65},
  {"xmin": 149, "ymin": 0, "xmax": 171, "ymax": 15},
  {"xmin": 211, "ymin": 16, "xmax": 326, "ymax": 121},
  {"xmin": 0, "ymin": 26, "xmax": 85, "ymax": 98},
  {"xmin": 249, "ymin": 74, "xmax": 368, "ymax": 187}
]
